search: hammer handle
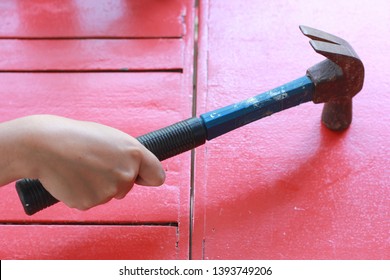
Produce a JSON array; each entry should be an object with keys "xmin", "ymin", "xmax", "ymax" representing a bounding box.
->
[{"xmin": 16, "ymin": 117, "xmax": 207, "ymax": 215}]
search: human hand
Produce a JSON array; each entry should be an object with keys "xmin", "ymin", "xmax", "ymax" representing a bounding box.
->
[{"xmin": 0, "ymin": 115, "xmax": 165, "ymax": 210}]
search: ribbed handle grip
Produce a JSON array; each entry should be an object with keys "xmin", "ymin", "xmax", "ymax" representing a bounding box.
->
[
  {"xmin": 137, "ymin": 117, "xmax": 207, "ymax": 161},
  {"xmin": 16, "ymin": 117, "xmax": 207, "ymax": 215},
  {"xmin": 16, "ymin": 178, "xmax": 59, "ymax": 216}
]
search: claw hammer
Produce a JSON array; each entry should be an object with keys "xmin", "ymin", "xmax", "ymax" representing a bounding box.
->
[{"xmin": 16, "ymin": 26, "xmax": 365, "ymax": 215}]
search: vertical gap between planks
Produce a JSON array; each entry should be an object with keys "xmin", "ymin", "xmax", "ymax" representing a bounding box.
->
[{"xmin": 189, "ymin": 0, "xmax": 200, "ymax": 260}]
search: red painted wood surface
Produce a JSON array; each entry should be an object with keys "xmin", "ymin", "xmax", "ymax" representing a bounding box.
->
[
  {"xmin": 0, "ymin": 0, "xmax": 196, "ymax": 259},
  {"xmin": 0, "ymin": 225, "xmax": 178, "ymax": 260},
  {"xmin": 193, "ymin": 0, "xmax": 390, "ymax": 259},
  {"xmin": 1, "ymin": 0, "xmax": 388, "ymax": 260}
]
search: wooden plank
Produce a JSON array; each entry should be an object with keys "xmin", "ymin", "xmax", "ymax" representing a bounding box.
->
[
  {"xmin": 0, "ymin": 225, "xmax": 178, "ymax": 259},
  {"xmin": 193, "ymin": 0, "xmax": 390, "ymax": 259},
  {"xmin": 0, "ymin": 0, "xmax": 186, "ymax": 38},
  {"xmin": 0, "ymin": 72, "xmax": 192, "ymax": 223},
  {"xmin": 0, "ymin": 39, "xmax": 183, "ymax": 71}
]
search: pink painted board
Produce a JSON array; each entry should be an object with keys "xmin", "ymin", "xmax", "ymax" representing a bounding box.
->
[
  {"xmin": 0, "ymin": 225, "xmax": 179, "ymax": 260},
  {"xmin": 0, "ymin": 39, "xmax": 183, "ymax": 71},
  {"xmin": 193, "ymin": 0, "xmax": 390, "ymax": 259},
  {"xmin": 0, "ymin": 0, "xmax": 187, "ymax": 38}
]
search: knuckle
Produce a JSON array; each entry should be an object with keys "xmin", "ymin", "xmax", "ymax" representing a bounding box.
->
[
  {"xmin": 105, "ymin": 184, "xmax": 119, "ymax": 197},
  {"xmin": 64, "ymin": 201, "xmax": 77, "ymax": 209},
  {"xmin": 66, "ymin": 201, "xmax": 91, "ymax": 211},
  {"xmin": 77, "ymin": 205, "xmax": 91, "ymax": 211},
  {"xmin": 77, "ymin": 199, "xmax": 96, "ymax": 211},
  {"xmin": 114, "ymin": 192, "xmax": 128, "ymax": 200},
  {"xmin": 118, "ymin": 170, "xmax": 137, "ymax": 184},
  {"xmin": 127, "ymin": 146, "xmax": 143, "ymax": 161}
]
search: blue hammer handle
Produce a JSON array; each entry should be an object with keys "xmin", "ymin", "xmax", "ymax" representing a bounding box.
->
[
  {"xmin": 16, "ymin": 76, "xmax": 314, "ymax": 215},
  {"xmin": 201, "ymin": 76, "xmax": 313, "ymax": 140}
]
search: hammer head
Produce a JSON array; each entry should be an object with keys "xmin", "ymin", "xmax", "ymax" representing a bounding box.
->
[{"xmin": 300, "ymin": 25, "xmax": 365, "ymax": 131}]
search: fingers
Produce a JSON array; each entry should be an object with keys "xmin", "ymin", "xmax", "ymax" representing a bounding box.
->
[
  {"xmin": 135, "ymin": 145, "xmax": 166, "ymax": 186},
  {"xmin": 114, "ymin": 141, "xmax": 165, "ymax": 200}
]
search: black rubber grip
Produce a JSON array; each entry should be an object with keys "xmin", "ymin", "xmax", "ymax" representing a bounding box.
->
[
  {"xmin": 15, "ymin": 117, "xmax": 207, "ymax": 216},
  {"xmin": 16, "ymin": 178, "xmax": 59, "ymax": 216}
]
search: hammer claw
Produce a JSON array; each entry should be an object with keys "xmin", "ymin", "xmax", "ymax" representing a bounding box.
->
[
  {"xmin": 300, "ymin": 25, "xmax": 365, "ymax": 131},
  {"xmin": 300, "ymin": 25, "xmax": 347, "ymax": 46},
  {"xmin": 309, "ymin": 40, "xmax": 356, "ymax": 64},
  {"xmin": 300, "ymin": 25, "xmax": 360, "ymax": 60}
]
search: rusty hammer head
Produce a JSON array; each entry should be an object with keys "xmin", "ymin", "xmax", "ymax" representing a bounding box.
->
[{"xmin": 300, "ymin": 25, "xmax": 364, "ymax": 131}]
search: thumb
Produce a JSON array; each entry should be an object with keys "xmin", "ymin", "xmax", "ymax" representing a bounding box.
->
[{"xmin": 135, "ymin": 147, "xmax": 166, "ymax": 186}]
